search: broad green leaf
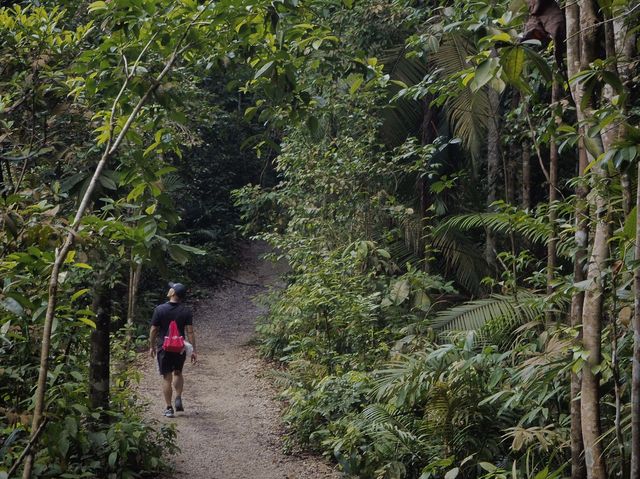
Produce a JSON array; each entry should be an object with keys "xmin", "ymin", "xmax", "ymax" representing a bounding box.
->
[
  {"xmin": 71, "ymin": 288, "xmax": 90, "ymax": 302},
  {"xmin": 88, "ymin": 1, "xmax": 108, "ymax": 12},
  {"xmin": 489, "ymin": 32, "xmax": 511, "ymax": 43},
  {"xmin": 479, "ymin": 462, "xmax": 497, "ymax": 473},
  {"xmin": 77, "ymin": 317, "xmax": 97, "ymax": 328},
  {"xmin": 168, "ymin": 244, "xmax": 189, "ymax": 264},
  {"xmin": 623, "ymin": 206, "xmax": 637, "ymax": 241},
  {"xmin": 471, "ymin": 59, "xmax": 493, "ymax": 92},
  {"xmin": 254, "ymin": 61, "xmax": 275, "ymax": 80},
  {"xmin": 444, "ymin": 468, "xmax": 459, "ymax": 479},
  {"xmin": 1, "ymin": 298, "xmax": 24, "ymax": 316},
  {"xmin": 389, "ymin": 279, "xmax": 410, "ymax": 305},
  {"xmin": 501, "ymin": 47, "xmax": 525, "ymax": 84},
  {"xmin": 1, "ymin": 320, "xmax": 11, "ymax": 336},
  {"xmin": 349, "ymin": 75, "xmax": 364, "ymax": 95},
  {"xmin": 73, "ymin": 263, "xmax": 93, "ymax": 270},
  {"xmin": 128, "ymin": 182, "xmax": 146, "ymax": 201},
  {"xmin": 98, "ymin": 174, "xmax": 117, "ymax": 190}
]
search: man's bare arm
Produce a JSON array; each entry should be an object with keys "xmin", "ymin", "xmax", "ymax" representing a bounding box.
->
[
  {"xmin": 149, "ymin": 325, "xmax": 158, "ymax": 357},
  {"xmin": 186, "ymin": 324, "xmax": 197, "ymax": 362}
]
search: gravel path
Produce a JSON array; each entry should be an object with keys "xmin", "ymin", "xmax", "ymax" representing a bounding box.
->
[{"xmin": 138, "ymin": 242, "xmax": 338, "ymax": 479}]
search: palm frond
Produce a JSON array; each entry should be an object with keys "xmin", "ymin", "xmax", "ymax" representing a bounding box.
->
[
  {"xmin": 431, "ymin": 225, "xmax": 489, "ymax": 295},
  {"xmin": 431, "ymin": 291, "xmax": 561, "ymax": 348},
  {"xmin": 162, "ymin": 173, "xmax": 185, "ymax": 193},
  {"xmin": 435, "ymin": 207, "xmax": 575, "ymax": 258},
  {"xmin": 432, "ymin": 32, "xmax": 492, "ymax": 158},
  {"xmin": 381, "ymin": 45, "xmax": 430, "ymax": 145}
]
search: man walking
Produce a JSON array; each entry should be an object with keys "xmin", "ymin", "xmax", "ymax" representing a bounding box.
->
[{"xmin": 149, "ymin": 282, "xmax": 198, "ymax": 418}]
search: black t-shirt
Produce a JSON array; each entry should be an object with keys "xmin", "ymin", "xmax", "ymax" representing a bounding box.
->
[{"xmin": 151, "ymin": 301, "xmax": 193, "ymax": 348}]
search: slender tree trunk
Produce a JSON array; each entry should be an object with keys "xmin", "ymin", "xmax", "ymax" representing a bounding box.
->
[
  {"xmin": 486, "ymin": 88, "xmax": 500, "ymax": 271},
  {"xmin": 621, "ymin": 172, "xmax": 632, "ymax": 217},
  {"xmin": 632, "ymin": 163, "xmax": 640, "ymax": 479},
  {"xmin": 89, "ymin": 284, "xmax": 111, "ymax": 413},
  {"xmin": 546, "ymin": 81, "xmax": 560, "ymax": 310},
  {"xmin": 21, "ymin": 30, "xmax": 193, "ymax": 477},
  {"xmin": 521, "ymin": 144, "xmax": 531, "ymax": 210},
  {"xmin": 580, "ymin": 177, "xmax": 608, "ymax": 479},
  {"xmin": 570, "ymin": 136, "xmax": 588, "ymax": 479},
  {"xmin": 621, "ymin": 8, "xmax": 640, "ymax": 477},
  {"xmin": 566, "ymin": 1, "xmax": 587, "ymax": 477},
  {"xmin": 126, "ymin": 262, "xmax": 143, "ymax": 331}
]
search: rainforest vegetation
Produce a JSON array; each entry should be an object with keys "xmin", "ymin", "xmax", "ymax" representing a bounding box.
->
[{"xmin": 1, "ymin": 0, "xmax": 640, "ymax": 478}]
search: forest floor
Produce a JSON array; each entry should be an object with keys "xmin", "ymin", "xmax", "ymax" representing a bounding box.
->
[{"xmin": 137, "ymin": 241, "xmax": 339, "ymax": 479}]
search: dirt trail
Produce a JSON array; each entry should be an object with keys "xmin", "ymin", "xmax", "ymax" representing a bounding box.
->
[{"xmin": 138, "ymin": 242, "xmax": 338, "ymax": 479}]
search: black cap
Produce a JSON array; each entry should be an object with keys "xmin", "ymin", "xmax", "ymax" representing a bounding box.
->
[{"xmin": 168, "ymin": 282, "xmax": 187, "ymax": 298}]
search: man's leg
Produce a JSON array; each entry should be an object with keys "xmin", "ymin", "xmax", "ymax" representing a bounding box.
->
[
  {"xmin": 162, "ymin": 373, "xmax": 173, "ymax": 407},
  {"xmin": 173, "ymin": 370, "xmax": 183, "ymax": 397}
]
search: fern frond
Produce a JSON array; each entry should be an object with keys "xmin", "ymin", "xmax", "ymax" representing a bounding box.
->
[
  {"xmin": 431, "ymin": 292, "xmax": 545, "ymax": 343},
  {"xmin": 437, "ymin": 210, "xmax": 552, "ymax": 245}
]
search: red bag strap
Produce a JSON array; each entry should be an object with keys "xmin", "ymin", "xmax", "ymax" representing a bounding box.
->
[{"xmin": 168, "ymin": 320, "xmax": 180, "ymax": 336}]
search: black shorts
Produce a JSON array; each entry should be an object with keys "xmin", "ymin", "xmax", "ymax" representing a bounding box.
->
[{"xmin": 157, "ymin": 348, "xmax": 186, "ymax": 376}]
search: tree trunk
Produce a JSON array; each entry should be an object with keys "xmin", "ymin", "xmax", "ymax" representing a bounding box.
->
[
  {"xmin": 565, "ymin": 1, "xmax": 589, "ymax": 477},
  {"xmin": 126, "ymin": 261, "xmax": 143, "ymax": 339},
  {"xmin": 521, "ymin": 143, "xmax": 531, "ymax": 210},
  {"xmin": 570, "ymin": 136, "xmax": 588, "ymax": 479},
  {"xmin": 21, "ymin": 33, "xmax": 192, "ymax": 477},
  {"xmin": 632, "ymin": 163, "xmax": 640, "ymax": 479},
  {"xmin": 580, "ymin": 182, "xmax": 608, "ymax": 479},
  {"xmin": 621, "ymin": 172, "xmax": 632, "ymax": 217},
  {"xmin": 89, "ymin": 285, "xmax": 111, "ymax": 413},
  {"xmin": 546, "ymin": 80, "xmax": 560, "ymax": 310},
  {"xmin": 485, "ymin": 88, "xmax": 500, "ymax": 271}
]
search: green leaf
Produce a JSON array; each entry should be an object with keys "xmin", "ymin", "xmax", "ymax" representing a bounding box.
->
[
  {"xmin": 59, "ymin": 433, "xmax": 70, "ymax": 457},
  {"xmin": 77, "ymin": 317, "xmax": 97, "ymax": 328},
  {"xmin": 168, "ymin": 244, "xmax": 189, "ymax": 265},
  {"xmin": 623, "ymin": 205, "xmax": 637, "ymax": 240},
  {"xmin": 1, "ymin": 320, "xmax": 11, "ymax": 336},
  {"xmin": 98, "ymin": 174, "xmax": 117, "ymax": 190},
  {"xmin": 254, "ymin": 61, "xmax": 275, "ymax": 80},
  {"xmin": 128, "ymin": 182, "xmax": 146, "ymax": 201},
  {"xmin": 489, "ymin": 32, "xmax": 511, "ymax": 43},
  {"xmin": 0, "ymin": 298, "xmax": 24, "ymax": 316},
  {"xmin": 501, "ymin": 47, "xmax": 524, "ymax": 84},
  {"xmin": 108, "ymin": 451, "xmax": 118, "ymax": 468},
  {"xmin": 389, "ymin": 279, "xmax": 410, "ymax": 305},
  {"xmin": 73, "ymin": 263, "xmax": 93, "ymax": 270},
  {"xmin": 471, "ymin": 60, "xmax": 493, "ymax": 91},
  {"xmin": 349, "ymin": 75, "xmax": 364, "ymax": 95},
  {"xmin": 174, "ymin": 244, "xmax": 206, "ymax": 255},
  {"xmin": 88, "ymin": 1, "xmax": 108, "ymax": 12},
  {"xmin": 523, "ymin": 47, "xmax": 552, "ymax": 81},
  {"xmin": 479, "ymin": 462, "xmax": 497, "ymax": 473},
  {"xmin": 142, "ymin": 219, "xmax": 158, "ymax": 241},
  {"xmin": 444, "ymin": 468, "xmax": 459, "ymax": 479},
  {"xmin": 71, "ymin": 288, "xmax": 90, "ymax": 302}
]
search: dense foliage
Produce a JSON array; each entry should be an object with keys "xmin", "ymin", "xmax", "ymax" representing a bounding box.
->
[
  {"xmin": 234, "ymin": 0, "xmax": 640, "ymax": 478},
  {"xmin": 0, "ymin": 1, "xmax": 268, "ymax": 476},
  {"xmin": 2, "ymin": 0, "xmax": 640, "ymax": 478}
]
